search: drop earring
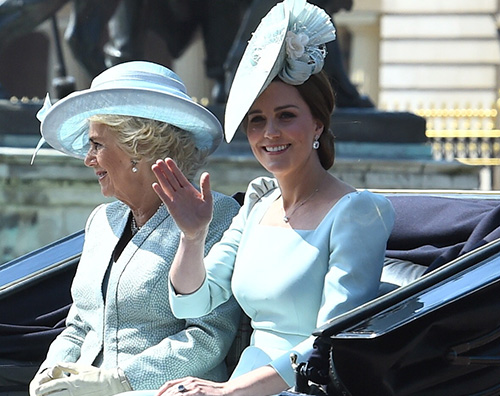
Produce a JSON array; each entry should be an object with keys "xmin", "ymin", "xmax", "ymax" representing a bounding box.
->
[
  {"xmin": 313, "ymin": 136, "xmax": 320, "ymax": 150},
  {"xmin": 131, "ymin": 160, "xmax": 138, "ymax": 173}
]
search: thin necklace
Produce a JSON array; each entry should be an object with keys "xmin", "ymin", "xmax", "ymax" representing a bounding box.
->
[
  {"xmin": 283, "ymin": 188, "xmax": 319, "ymax": 223},
  {"xmin": 130, "ymin": 203, "xmax": 164, "ymax": 235}
]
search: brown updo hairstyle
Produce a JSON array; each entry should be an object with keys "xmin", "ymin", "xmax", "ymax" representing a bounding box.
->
[{"xmin": 294, "ymin": 70, "xmax": 336, "ymax": 170}]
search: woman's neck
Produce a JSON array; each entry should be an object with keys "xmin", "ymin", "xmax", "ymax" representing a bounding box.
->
[
  {"xmin": 128, "ymin": 193, "xmax": 163, "ymax": 228},
  {"xmin": 277, "ymin": 165, "xmax": 330, "ymax": 208}
]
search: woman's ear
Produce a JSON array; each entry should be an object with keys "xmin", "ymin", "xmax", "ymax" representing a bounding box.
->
[{"xmin": 314, "ymin": 120, "xmax": 324, "ymax": 135}]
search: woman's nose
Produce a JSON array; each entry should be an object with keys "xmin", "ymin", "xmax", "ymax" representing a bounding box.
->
[
  {"xmin": 84, "ymin": 150, "xmax": 96, "ymax": 167},
  {"xmin": 264, "ymin": 121, "xmax": 280, "ymax": 138}
]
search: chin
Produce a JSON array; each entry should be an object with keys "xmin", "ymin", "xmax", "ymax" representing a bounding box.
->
[{"xmin": 100, "ymin": 188, "xmax": 113, "ymax": 198}]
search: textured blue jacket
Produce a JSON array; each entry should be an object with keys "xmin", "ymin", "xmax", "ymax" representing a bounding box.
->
[{"xmin": 39, "ymin": 192, "xmax": 242, "ymax": 390}]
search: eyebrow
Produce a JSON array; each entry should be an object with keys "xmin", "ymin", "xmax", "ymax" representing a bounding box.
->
[{"xmin": 248, "ymin": 104, "xmax": 299, "ymax": 115}]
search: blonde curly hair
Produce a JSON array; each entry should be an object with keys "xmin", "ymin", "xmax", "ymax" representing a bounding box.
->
[{"xmin": 88, "ymin": 114, "xmax": 208, "ymax": 180}]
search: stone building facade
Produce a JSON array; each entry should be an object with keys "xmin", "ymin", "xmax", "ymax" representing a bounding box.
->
[{"xmin": 1, "ymin": 1, "xmax": 499, "ymax": 263}]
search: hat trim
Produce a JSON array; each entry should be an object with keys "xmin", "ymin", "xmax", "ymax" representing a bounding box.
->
[{"xmin": 41, "ymin": 88, "xmax": 222, "ymax": 159}]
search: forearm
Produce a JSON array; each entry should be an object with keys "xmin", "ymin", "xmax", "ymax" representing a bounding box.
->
[
  {"xmin": 39, "ymin": 315, "xmax": 87, "ymax": 370},
  {"xmin": 122, "ymin": 299, "xmax": 241, "ymax": 389},
  {"xmin": 170, "ymin": 232, "xmax": 208, "ymax": 294},
  {"xmin": 226, "ymin": 365, "xmax": 288, "ymax": 396}
]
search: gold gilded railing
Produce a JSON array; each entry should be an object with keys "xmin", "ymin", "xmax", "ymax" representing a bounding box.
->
[{"xmin": 413, "ymin": 102, "xmax": 500, "ymax": 165}]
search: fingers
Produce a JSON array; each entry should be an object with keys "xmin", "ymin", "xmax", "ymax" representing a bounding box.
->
[
  {"xmin": 152, "ymin": 159, "xmax": 213, "ymax": 208},
  {"xmin": 151, "ymin": 159, "xmax": 186, "ymax": 205},
  {"xmin": 30, "ymin": 369, "xmax": 53, "ymax": 396},
  {"xmin": 31, "ymin": 364, "xmax": 99, "ymax": 396},
  {"xmin": 33, "ymin": 378, "xmax": 69, "ymax": 396},
  {"xmin": 166, "ymin": 158, "xmax": 191, "ymax": 190},
  {"xmin": 156, "ymin": 377, "xmax": 224, "ymax": 396},
  {"xmin": 53, "ymin": 362, "xmax": 81, "ymax": 375},
  {"xmin": 44, "ymin": 365, "xmax": 67, "ymax": 381},
  {"xmin": 152, "ymin": 158, "xmax": 189, "ymax": 192},
  {"xmin": 156, "ymin": 378, "xmax": 185, "ymax": 396},
  {"xmin": 152, "ymin": 160, "xmax": 176, "ymax": 200},
  {"xmin": 199, "ymin": 172, "xmax": 213, "ymax": 208}
]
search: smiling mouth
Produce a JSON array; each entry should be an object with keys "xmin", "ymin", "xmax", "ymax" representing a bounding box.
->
[
  {"xmin": 96, "ymin": 171, "xmax": 107, "ymax": 180},
  {"xmin": 264, "ymin": 144, "xmax": 290, "ymax": 153}
]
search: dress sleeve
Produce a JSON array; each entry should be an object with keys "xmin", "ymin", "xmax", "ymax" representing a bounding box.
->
[
  {"xmin": 320, "ymin": 191, "xmax": 396, "ymax": 321},
  {"xmin": 121, "ymin": 296, "xmax": 242, "ymax": 389},
  {"xmin": 37, "ymin": 205, "xmax": 104, "ymax": 371},
  {"xmin": 37, "ymin": 304, "xmax": 88, "ymax": 370},
  {"xmin": 169, "ymin": 177, "xmax": 278, "ymax": 318},
  {"xmin": 269, "ymin": 191, "xmax": 395, "ymax": 386}
]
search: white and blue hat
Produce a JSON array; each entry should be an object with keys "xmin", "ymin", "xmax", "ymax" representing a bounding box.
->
[
  {"xmin": 224, "ymin": 0, "xmax": 336, "ymax": 143},
  {"xmin": 33, "ymin": 61, "xmax": 223, "ymax": 162}
]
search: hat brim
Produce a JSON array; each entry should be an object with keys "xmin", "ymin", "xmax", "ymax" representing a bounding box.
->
[
  {"xmin": 224, "ymin": 1, "xmax": 290, "ymax": 143},
  {"xmin": 41, "ymin": 87, "xmax": 222, "ymax": 159}
]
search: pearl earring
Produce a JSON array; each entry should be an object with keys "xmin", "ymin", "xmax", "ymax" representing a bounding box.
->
[
  {"xmin": 313, "ymin": 136, "xmax": 320, "ymax": 150},
  {"xmin": 131, "ymin": 160, "xmax": 138, "ymax": 173}
]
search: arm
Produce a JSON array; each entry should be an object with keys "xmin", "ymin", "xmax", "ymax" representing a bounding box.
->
[
  {"xmin": 152, "ymin": 158, "xmax": 212, "ymax": 294},
  {"xmin": 269, "ymin": 191, "xmax": 396, "ymax": 386},
  {"xmin": 122, "ymin": 298, "xmax": 241, "ymax": 390},
  {"xmin": 122, "ymin": 195, "xmax": 243, "ymax": 389},
  {"xmin": 37, "ymin": 304, "xmax": 88, "ymax": 370},
  {"xmin": 168, "ymin": 177, "xmax": 279, "ymax": 319},
  {"xmin": 158, "ymin": 365, "xmax": 287, "ymax": 396},
  {"xmin": 168, "ymin": 205, "xmax": 245, "ymax": 318},
  {"xmin": 319, "ymin": 191, "xmax": 396, "ymax": 319},
  {"xmin": 37, "ymin": 205, "xmax": 105, "ymax": 371}
]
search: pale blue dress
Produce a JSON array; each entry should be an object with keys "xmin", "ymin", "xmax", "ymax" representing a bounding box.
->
[{"xmin": 170, "ymin": 177, "xmax": 395, "ymax": 387}]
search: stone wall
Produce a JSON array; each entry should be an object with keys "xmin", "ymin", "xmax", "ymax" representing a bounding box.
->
[
  {"xmin": 0, "ymin": 146, "xmax": 483, "ymax": 265},
  {"xmin": 0, "ymin": 148, "xmax": 110, "ymax": 263},
  {"xmin": 379, "ymin": 0, "xmax": 500, "ymax": 109}
]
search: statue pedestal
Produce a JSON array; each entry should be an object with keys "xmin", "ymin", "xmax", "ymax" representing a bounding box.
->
[
  {"xmin": 0, "ymin": 99, "xmax": 43, "ymax": 148},
  {"xmin": 0, "ymin": 99, "xmax": 430, "ymax": 160},
  {"xmin": 209, "ymin": 104, "xmax": 430, "ymax": 160},
  {"xmin": 331, "ymin": 108, "xmax": 427, "ymax": 144}
]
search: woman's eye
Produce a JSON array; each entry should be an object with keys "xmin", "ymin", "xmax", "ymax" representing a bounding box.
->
[
  {"xmin": 91, "ymin": 141, "xmax": 102, "ymax": 151},
  {"xmin": 249, "ymin": 115, "xmax": 265, "ymax": 124},
  {"xmin": 279, "ymin": 112, "xmax": 295, "ymax": 119}
]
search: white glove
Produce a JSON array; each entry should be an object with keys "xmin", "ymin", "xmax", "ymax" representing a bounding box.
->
[
  {"xmin": 31, "ymin": 362, "xmax": 132, "ymax": 396},
  {"xmin": 30, "ymin": 366, "xmax": 67, "ymax": 396}
]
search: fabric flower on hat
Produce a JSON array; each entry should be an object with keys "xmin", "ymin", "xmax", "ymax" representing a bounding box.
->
[
  {"xmin": 285, "ymin": 31, "xmax": 309, "ymax": 60},
  {"xmin": 279, "ymin": 2, "xmax": 336, "ymax": 86}
]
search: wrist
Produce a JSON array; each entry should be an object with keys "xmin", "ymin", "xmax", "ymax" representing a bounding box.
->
[{"xmin": 180, "ymin": 228, "xmax": 208, "ymax": 243}]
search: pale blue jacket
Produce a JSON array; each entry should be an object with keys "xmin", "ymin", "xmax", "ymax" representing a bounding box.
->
[{"xmin": 39, "ymin": 192, "xmax": 242, "ymax": 390}]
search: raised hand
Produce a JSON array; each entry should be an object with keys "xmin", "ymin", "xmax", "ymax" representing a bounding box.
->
[{"xmin": 152, "ymin": 158, "xmax": 213, "ymax": 240}]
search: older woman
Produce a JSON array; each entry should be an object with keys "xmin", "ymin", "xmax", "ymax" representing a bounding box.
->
[{"xmin": 29, "ymin": 61, "xmax": 241, "ymax": 396}]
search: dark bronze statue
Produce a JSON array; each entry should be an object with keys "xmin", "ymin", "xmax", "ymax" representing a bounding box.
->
[
  {"xmin": 66, "ymin": 0, "xmax": 249, "ymax": 86},
  {"xmin": 0, "ymin": 0, "xmax": 372, "ymax": 107},
  {"xmin": 223, "ymin": 0, "xmax": 373, "ymax": 107},
  {"xmin": 0, "ymin": 0, "xmax": 68, "ymax": 53},
  {"xmin": 65, "ymin": 0, "xmax": 121, "ymax": 77}
]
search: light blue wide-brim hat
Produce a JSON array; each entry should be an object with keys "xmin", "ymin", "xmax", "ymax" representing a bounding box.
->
[{"xmin": 33, "ymin": 61, "xmax": 223, "ymax": 161}]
